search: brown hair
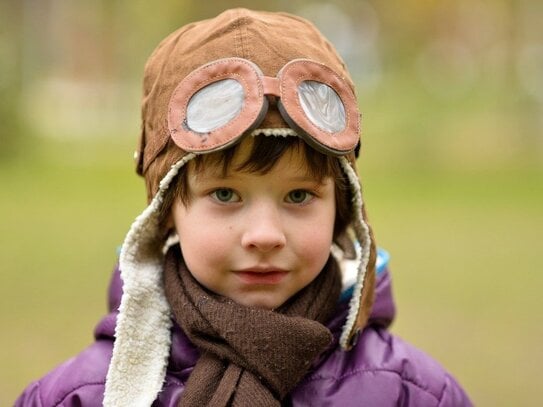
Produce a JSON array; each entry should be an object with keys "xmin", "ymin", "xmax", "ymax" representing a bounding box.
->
[{"xmin": 157, "ymin": 135, "xmax": 353, "ymax": 241}]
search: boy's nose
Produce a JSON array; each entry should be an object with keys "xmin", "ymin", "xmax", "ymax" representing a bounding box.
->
[{"xmin": 240, "ymin": 202, "xmax": 286, "ymax": 252}]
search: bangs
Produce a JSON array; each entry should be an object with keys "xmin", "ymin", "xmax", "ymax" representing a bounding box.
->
[{"xmin": 192, "ymin": 135, "xmax": 335, "ymax": 181}]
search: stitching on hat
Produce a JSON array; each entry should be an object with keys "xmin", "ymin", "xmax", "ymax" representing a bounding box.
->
[
  {"xmin": 234, "ymin": 11, "xmax": 244, "ymax": 57},
  {"xmin": 239, "ymin": 11, "xmax": 248, "ymax": 59}
]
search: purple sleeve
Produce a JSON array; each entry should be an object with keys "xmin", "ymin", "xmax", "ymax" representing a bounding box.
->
[
  {"xmin": 439, "ymin": 374, "xmax": 473, "ymax": 407},
  {"xmin": 14, "ymin": 341, "xmax": 111, "ymax": 407},
  {"xmin": 15, "ymin": 381, "xmax": 105, "ymax": 407},
  {"xmin": 14, "ymin": 381, "xmax": 42, "ymax": 407}
]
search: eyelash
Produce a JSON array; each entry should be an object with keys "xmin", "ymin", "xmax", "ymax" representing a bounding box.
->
[
  {"xmin": 209, "ymin": 188, "xmax": 316, "ymax": 205},
  {"xmin": 285, "ymin": 189, "xmax": 315, "ymax": 205},
  {"xmin": 210, "ymin": 188, "xmax": 240, "ymax": 203}
]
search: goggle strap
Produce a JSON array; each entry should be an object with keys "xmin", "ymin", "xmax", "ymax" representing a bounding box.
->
[{"xmin": 262, "ymin": 76, "xmax": 281, "ymax": 97}]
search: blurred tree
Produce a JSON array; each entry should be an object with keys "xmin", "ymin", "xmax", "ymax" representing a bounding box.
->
[{"xmin": 0, "ymin": 1, "xmax": 23, "ymax": 160}]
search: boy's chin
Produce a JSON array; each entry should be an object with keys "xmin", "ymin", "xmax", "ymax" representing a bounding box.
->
[{"xmin": 229, "ymin": 293, "xmax": 289, "ymax": 311}]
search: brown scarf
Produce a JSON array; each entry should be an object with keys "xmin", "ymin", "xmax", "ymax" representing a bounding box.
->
[{"xmin": 163, "ymin": 245, "xmax": 342, "ymax": 406}]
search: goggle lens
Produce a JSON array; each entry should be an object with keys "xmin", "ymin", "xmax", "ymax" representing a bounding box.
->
[
  {"xmin": 186, "ymin": 79, "xmax": 245, "ymax": 133},
  {"xmin": 298, "ymin": 80, "xmax": 346, "ymax": 133}
]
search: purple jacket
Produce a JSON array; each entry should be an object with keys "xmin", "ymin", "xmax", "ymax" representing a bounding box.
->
[{"xmin": 16, "ymin": 264, "xmax": 472, "ymax": 406}]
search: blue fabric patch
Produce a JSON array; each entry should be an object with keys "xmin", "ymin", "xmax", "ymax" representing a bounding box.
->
[
  {"xmin": 376, "ymin": 248, "xmax": 390, "ymax": 276},
  {"xmin": 339, "ymin": 248, "xmax": 389, "ymax": 302}
]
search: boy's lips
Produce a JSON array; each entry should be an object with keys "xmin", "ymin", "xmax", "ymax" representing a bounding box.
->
[{"xmin": 233, "ymin": 267, "xmax": 288, "ymax": 285}]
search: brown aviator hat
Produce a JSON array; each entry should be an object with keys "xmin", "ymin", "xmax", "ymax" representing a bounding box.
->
[
  {"xmin": 104, "ymin": 8, "xmax": 376, "ymax": 406},
  {"xmin": 137, "ymin": 8, "xmax": 358, "ymax": 200}
]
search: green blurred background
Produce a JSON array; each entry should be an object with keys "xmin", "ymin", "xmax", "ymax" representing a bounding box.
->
[{"xmin": 1, "ymin": 0, "xmax": 542, "ymax": 405}]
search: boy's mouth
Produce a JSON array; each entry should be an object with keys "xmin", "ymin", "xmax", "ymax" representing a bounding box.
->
[{"xmin": 234, "ymin": 268, "xmax": 288, "ymax": 285}]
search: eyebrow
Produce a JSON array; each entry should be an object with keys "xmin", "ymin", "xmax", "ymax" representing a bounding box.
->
[
  {"xmin": 288, "ymin": 175, "xmax": 329, "ymax": 184},
  {"xmin": 192, "ymin": 172, "xmax": 328, "ymax": 185}
]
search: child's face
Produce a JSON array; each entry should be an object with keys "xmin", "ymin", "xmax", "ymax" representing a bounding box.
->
[{"xmin": 170, "ymin": 138, "xmax": 336, "ymax": 309}]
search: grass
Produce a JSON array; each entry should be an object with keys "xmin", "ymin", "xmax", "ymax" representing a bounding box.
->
[
  {"xmin": 1, "ymin": 137, "xmax": 542, "ymax": 406},
  {"xmin": 362, "ymin": 166, "xmax": 543, "ymax": 406}
]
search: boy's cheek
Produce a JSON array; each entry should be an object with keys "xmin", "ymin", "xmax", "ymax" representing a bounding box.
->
[{"xmin": 179, "ymin": 231, "xmax": 231, "ymax": 267}]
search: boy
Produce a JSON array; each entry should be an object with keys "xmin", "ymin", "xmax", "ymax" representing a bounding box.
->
[{"xmin": 16, "ymin": 8, "xmax": 472, "ymax": 406}]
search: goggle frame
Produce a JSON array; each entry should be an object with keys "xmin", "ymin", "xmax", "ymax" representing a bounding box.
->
[{"xmin": 168, "ymin": 57, "xmax": 360, "ymax": 156}]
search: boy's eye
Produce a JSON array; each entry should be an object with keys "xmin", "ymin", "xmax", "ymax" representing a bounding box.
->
[
  {"xmin": 286, "ymin": 189, "xmax": 313, "ymax": 204},
  {"xmin": 210, "ymin": 188, "xmax": 240, "ymax": 203}
]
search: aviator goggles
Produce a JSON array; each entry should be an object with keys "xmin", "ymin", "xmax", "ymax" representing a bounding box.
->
[{"xmin": 167, "ymin": 58, "xmax": 360, "ymax": 156}]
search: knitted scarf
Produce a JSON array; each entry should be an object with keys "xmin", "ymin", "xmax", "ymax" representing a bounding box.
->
[{"xmin": 163, "ymin": 245, "xmax": 342, "ymax": 406}]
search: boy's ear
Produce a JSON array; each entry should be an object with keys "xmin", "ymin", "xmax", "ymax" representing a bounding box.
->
[
  {"xmin": 162, "ymin": 214, "xmax": 177, "ymax": 243},
  {"xmin": 164, "ymin": 212, "xmax": 175, "ymax": 230}
]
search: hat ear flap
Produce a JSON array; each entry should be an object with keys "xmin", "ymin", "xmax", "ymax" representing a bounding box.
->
[
  {"xmin": 349, "ymin": 207, "xmax": 377, "ymax": 347},
  {"xmin": 337, "ymin": 156, "xmax": 377, "ymax": 350}
]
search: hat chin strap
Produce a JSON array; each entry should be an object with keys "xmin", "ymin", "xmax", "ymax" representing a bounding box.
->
[{"xmin": 103, "ymin": 136, "xmax": 371, "ymax": 405}]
